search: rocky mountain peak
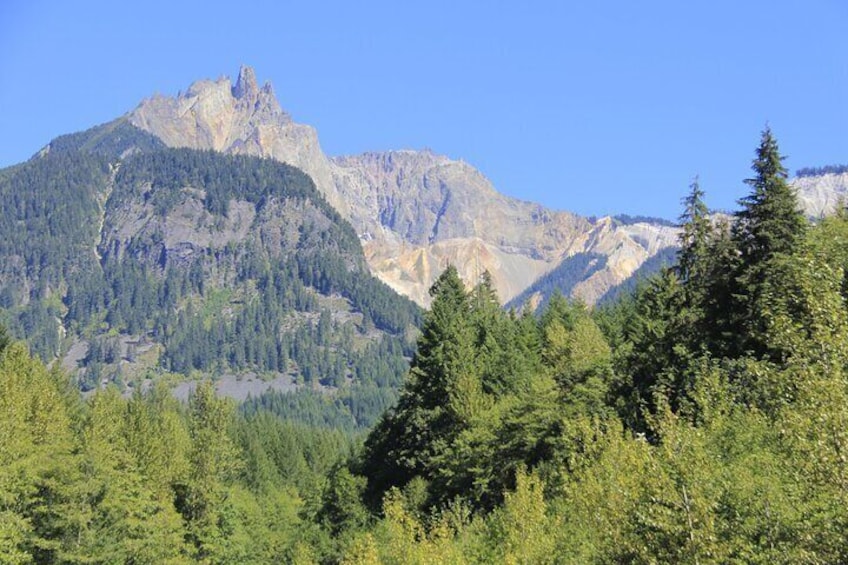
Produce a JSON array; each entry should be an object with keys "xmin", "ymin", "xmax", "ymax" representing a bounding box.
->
[
  {"xmin": 127, "ymin": 67, "xmax": 356, "ymax": 215},
  {"xmin": 125, "ymin": 67, "xmax": 682, "ymax": 307},
  {"xmin": 232, "ymin": 64, "xmax": 259, "ymax": 99},
  {"xmin": 129, "ymin": 66, "xmax": 292, "ymax": 151}
]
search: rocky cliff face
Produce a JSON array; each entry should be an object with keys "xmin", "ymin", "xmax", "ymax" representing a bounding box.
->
[
  {"xmin": 793, "ymin": 172, "xmax": 848, "ymax": 218},
  {"xmin": 331, "ymin": 150, "xmax": 679, "ymax": 304},
  {"xmin": 124, "ymin": 66, "xmax": 683, "ymax": 305}
]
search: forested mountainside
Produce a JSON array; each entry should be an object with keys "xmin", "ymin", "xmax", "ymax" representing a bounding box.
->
[
  {"xmin": 0, "ymin": 130, "xmax": 420, "ymax": 426},
  {"xmin": 3, "ymin": 129, "xmax": 848, "ymax": 563}
]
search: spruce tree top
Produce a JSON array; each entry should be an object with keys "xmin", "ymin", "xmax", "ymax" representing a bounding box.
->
[
  {"xmin": 676, "ymin": 176, "xmax": 711, "ymax": 284},
  {"xmin": 734, "ymin": 127, "xmax": 806, "ymax": 265}
]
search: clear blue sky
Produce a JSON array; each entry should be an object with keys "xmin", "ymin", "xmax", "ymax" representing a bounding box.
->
[{"xmin": 1, "ymin": 0, "xmax": 846, "ymax": 219}]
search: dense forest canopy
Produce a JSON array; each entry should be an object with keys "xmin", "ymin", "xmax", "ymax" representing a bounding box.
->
[{"xmin": 3, "ymin": 128, "xmax": 848, "ymax": 563}]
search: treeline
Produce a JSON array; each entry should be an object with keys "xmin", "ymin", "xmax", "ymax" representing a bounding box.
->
[
  {"xmin": 0, "ymin": 333, "xmax": 356, "ymax": 563},
  {"xmin": 0, "ymin": 150, "xmax": 109, "ymax": 358},
  {"xmin": 45, "ymin": 119, "xmax": 167, "ymax": 159},
  {"xmin": 795, "ymin": 163, "xmax": 848, "ymax": 177},
  {"xmin": 0, "ymin": 151, "xmax": 107, "ymax": 307},
  {"xmin": 112, "ymin": 148, "xmax": 349, "ymax": 226},
  {"xmin": 238, "ymin": 335, "xmax": 410, "ymax": 432}
]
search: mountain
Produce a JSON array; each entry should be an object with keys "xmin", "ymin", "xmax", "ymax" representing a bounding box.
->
[
  {"xmin": 129, "ymin": 66, "xmax": 350, "ymax": 219},
  {"xmin": 1, "ymin": 129, "xmax": 419, "ymax": 425},
  {"xmin": 127, "ymin": 66, "xmax": 680, "ymax": 306},
  {"xmin": 4, "ymin": 65, "xmax": 843, "ymax": 394}
]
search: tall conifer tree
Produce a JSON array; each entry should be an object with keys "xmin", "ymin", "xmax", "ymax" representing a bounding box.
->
[
  {"xmin": 734, "ymin": 127, "xmax": 806, "ymax": 266},
  {"xmin": 676, "ymin": 176, "xmax": 712, "ymax": 287},
  {"xmin": 731, "ymin": 127, "xmax": 807, "ymax": 358},
  {"xmin": 359, "ymin": 265, "xmax": 476, "ymax": 503}
]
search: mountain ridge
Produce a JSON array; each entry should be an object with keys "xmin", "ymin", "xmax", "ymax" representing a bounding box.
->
[
  {"xmin": 30, "ymin": 65, "xmax": 847, "ymax": 307},
  {"xmin": 125, "ymin": 66, "xmax": 681, "ymax": 306}
]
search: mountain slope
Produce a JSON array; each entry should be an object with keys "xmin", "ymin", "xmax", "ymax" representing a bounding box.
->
[
  {"xmin": 127, "ymin": 66, "xmax": 681, "ymax": 306},
  {"xmin": 0, "ymin": 140, "xmax": 419, "ymax": 408}
]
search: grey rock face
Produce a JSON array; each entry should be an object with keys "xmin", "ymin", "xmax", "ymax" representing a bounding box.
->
[
  {"xmin": 793, "ymin": 172, "xmax": 848, "ymax": 218},
  {"xmin": 332, "ymin": 150, "xmax": 679, "ymax": 305},
  {"xmin": 123, "ymin": 67, "xmax": 688, "ymax": 305},
  {"xmin": 231, "ymin": 65, "xmax": 259, "ymax": 100}
]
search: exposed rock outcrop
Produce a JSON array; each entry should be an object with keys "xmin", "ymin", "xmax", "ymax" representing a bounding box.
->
[
  {"xmin": 124, "ymin": 67, "xmax": 713, "ymax": 306},
  {"xmin": 129, "ymin": 66, "xmax": 349, "ymax": 218},
  {"xmin": 793, "ymin": 172, "xmax": 848, "ymax": 218},
  {"xmin": 331, "ymin": 150, "xmax": 678, "ymax": 305}
]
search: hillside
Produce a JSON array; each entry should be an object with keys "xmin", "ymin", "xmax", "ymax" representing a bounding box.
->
[
  {"xmin": 0, "ymin": 136, "xmax": 419, "ymax": 423},
  {"xmin": 2, "ymin": 65, "xmax": 843, "ymax": 398}
]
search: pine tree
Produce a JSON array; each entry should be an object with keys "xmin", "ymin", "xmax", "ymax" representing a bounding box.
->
[
  {"xmin": 675, "ymin": 176, "xmax": 712, "ymax": 287},
  {"xmin": 178, "ymin": 381, "xmax": 242, "ymax": 560},
  {"xmin": 734, "ymin": 127, "xmax": 806, "ymax": 266},
  {"xmin": 360, "ymin": 265, "xmax": 477, "ymax": 504},
  {"xmin": 0, "ymin": 325, "xmax": 9, "ymax": 355},
  {"xmin": 699, "ymin": 218, "xmax": 739, "ymax": 358},
  {"xmin": 731, "ymin": 127, "xmax": 807, "ymax": 359}
]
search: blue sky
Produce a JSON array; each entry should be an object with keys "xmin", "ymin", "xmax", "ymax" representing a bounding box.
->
[{"xmin": 1, "ymin": 1, "xmax": 846, "ymax": 219}]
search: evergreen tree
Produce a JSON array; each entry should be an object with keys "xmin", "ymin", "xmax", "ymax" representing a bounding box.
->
[
  {"xmin": 615, "ymin": 270, "xmax": 690, "ymax": 428},
  {"xmin": 734, "ymin": 127, "xmax": 807, "ymax": 266},
  {"xmin": 359, "ymin": 265, "xmax": 478, "ymax": 505},
  {"xmin": 0, "ymin": 325, "xmax": 9, "ymax": 355},
  {"xmin": 700, "ymin": 218, "xmax": 739, "ymax": 358},
  {"xmin": 731, "ymin": 127, "xmax": 807, "ymax": 359},
  {"xmin": 675, "ymin": 176, "xmax": 712, "ymax": 288},
  {"xmin": 177, "ymin": 381, "xmax": 242, "ymax": 561}
]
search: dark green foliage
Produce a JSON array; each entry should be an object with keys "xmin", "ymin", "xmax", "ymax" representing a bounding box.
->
[
  {"xmin": 607, "ymin": 129, "xmax": 811, "ymax": 429},
  {"xmin": 113, "ymin": 148, "xmax": 347, "ymax": 223},
  {"xmin": 238, "ymin": 335, "xmax": 410, "ymax": 431},
  {"xmin": 360, "ymin": 266, "xmax": 477, "ymax": 503},
  {"xmin": 0, "ymin": 324, "xmax": 9, "ymax": 354},
  {"xmin": 0, "ymin": 151, "xmax": 109, "ymax": 358},
  {"xmin": 735, "ymin": 128, "xmax": 807, "ymax": 265},
  {"xmin": 795, "ymin": 163, "xmax": 848, "ymax": 177},
  {"xmin": 0, "ymin": 152, "xmax": 107, "ymax": 284},
  {"xmin": 45, "ymin": 119, "xmax": 166, "ymax": 159},
  {"xmin": 243, "ymin": 388, "xmax": 359, "ymax": 432},
  {"xmin": 612, "ymin": 213, "xmax": 677, "ymax": 227},
  {"xmin": 675, "ymin": 176, "xmax": 711, "ymax": 286},
  {"xmin": 359, "ymin": 268, "xmax": 613, "ymax": 511},
  {"xmin": 317, "ymin": 465, "xmax": 371, "ymax": 536},
  {"xmin": 4, "ymin": 128, "xmax": 848, "ymax": 563},
  {"xmin": 729, "ymin": 127, "xmax": 808, "ymax": 360}
]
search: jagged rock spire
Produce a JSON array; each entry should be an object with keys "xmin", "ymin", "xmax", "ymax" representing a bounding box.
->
[{"xmin": 232, "ymin": 65, "xmax": 259, "ymax": 99}]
